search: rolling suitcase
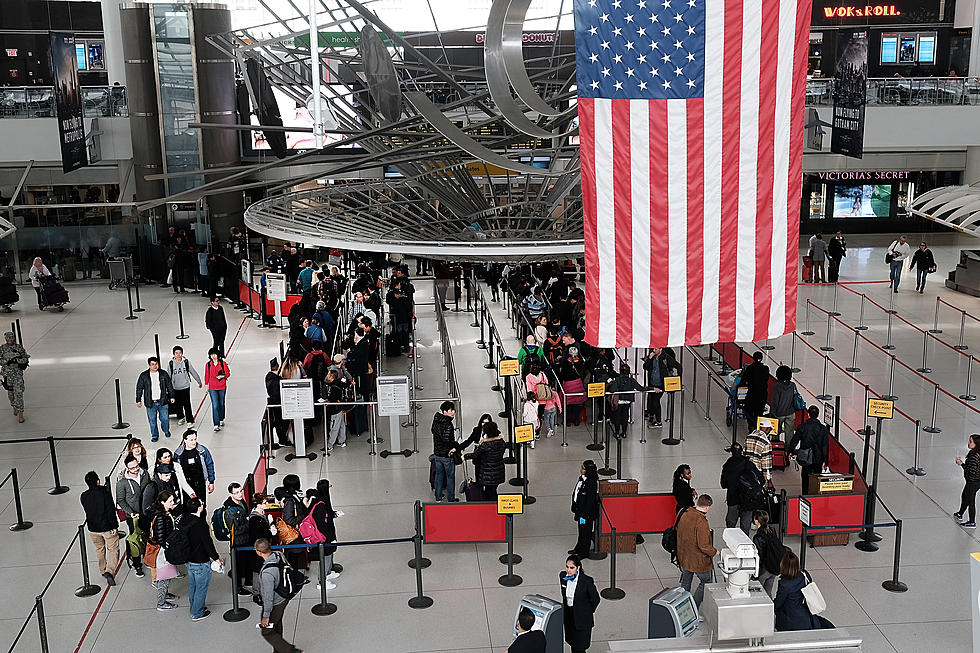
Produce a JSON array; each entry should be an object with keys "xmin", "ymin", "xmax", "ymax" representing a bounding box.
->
[
  {"xmin": 459, "ymin": 459, "xmax": 484, "ymax": 501},
  {"xmin": 771, "ymin": 437, "xmax": 789, "ymax": 469},
  {"xmin": 801, "ymin": 256, "xmax": 813, "ymax": 282},
  {"xmin": 385, "ymin": 332, "xmax": 401, "ymax": 357}
]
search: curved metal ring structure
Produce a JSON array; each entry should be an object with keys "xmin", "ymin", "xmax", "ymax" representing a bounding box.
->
[
  {"xmin": 502, "ymin": 0, "xmax": 564, "ymax": 117},
  {"xmin": 910, "ymin": 185, "xmax": 980, "ymax": 235}
]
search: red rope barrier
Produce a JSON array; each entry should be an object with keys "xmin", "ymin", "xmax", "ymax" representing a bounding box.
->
[{"xmin": 938, "ymin": 296, "xmax": 980, "ymax": 324}]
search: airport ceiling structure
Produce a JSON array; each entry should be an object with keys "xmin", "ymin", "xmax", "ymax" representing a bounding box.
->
[{"xmin": 147, "ymin": 0, "xmax": 584, "ymax": 260}]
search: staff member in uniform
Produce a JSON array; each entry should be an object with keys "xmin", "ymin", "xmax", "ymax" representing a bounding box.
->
[
  {"xmin": 559, "ymin": 554, "xmax": 601, "ymax": 653},
  {"xmin": 569, "ymin": 460, "xmax": 599, "ymax": 556}
]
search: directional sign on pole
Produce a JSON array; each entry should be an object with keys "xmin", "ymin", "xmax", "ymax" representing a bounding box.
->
[
  {"xmin": 867, "ymin": 398, "xmax": 894, "ymax": 420},
  {"xmin": 798, "ymin": 497, "xmax": 812, "ymax": 527}
]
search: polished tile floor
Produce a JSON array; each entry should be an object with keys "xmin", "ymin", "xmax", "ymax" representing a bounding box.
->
[{"xmin": 0, "ymin": 233, "xmax": 978, "ymax": 652}]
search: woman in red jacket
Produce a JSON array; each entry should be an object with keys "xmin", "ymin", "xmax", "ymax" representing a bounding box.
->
[{"xmin": 204, "ymin": 348, "xmax": 231, "ymax": 432}]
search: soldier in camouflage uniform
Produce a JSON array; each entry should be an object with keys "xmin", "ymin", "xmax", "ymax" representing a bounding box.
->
[{"xmin": 0, "ymin": 332, "xmax": 28, "ymax": 422}]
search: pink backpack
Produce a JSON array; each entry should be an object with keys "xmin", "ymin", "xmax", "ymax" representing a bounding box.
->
[{"xmin": 299, "ymin": 501, "xmax": 326, "ymax": 544}]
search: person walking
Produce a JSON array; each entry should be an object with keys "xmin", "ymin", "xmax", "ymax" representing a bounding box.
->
[
  {"xmin": 168, "ymin": 346, "xmax": 202, "ymax": 426},
  {"xmin": 255, "ymin": 539, "xmax": 305, "ymax": 653},
  {"xmin": 0, "ymin": 331, "xmax": 29, "ymax": 422},
  {"xmin": 116, "ymin": 454, "xmax": 150, "ymax": 577},
  {"xmin": 466, "ymin": 421, "xmax": 506, "ymax": 500},
  {"xmin": 431, "ymin": 401, "xmax": 459, "ymax": 502},
  {"xmin": 570, "ymin": 460, "xmax": 600, "ymax": 556},
  {"xmin": 672, "ymin": 464, "xmax": 696, "ymax": 513},
  {"xmin": 909, "ymin": 241, "xmax": 937, "ymax": 294},
  {"xmin": 720, "ymin": 443, "xmax": 765, "ymax": 535},
  {"xmin": 204, "ymin": 349, "xmax": 230, "ymax": 432},
  {"xmin": 135, "ymin": 357, "xmax": 175, "ymax": 442},
  {"xmin": 205, "ymin": 297, "xmax": 227, "ymax": 357},
  {"xmin": 886, "ymin": 235, "xmax": 912, "ymax": 292},
  {"xmin": 789, "ymin": 406, "xmax": 831, "ymax": 493},
  {"xmin": 827, "ymin": 231, "xmax": 847, "ymax": 282},
  {"xmin": 808, "ymin": 234, "xmax": 827, "ymax": 283},
  {"xmin": 954, "ymin": 434, "xmax": 980, "ymax": 528},
  {"xmin": 181, "ymin": 497, "xmax": 221, "ymax": 621},
  {"xmin": 81, "ymin": 470, "xmax": 120, "ymax": 587},
  {"xmin": 676, "ymin": 494, "xmax": 718, "ymax": 606},
  {"xmin": 770, "ymin": 365, "xmax": 800, "ymax": 443},
  {"xmin": 560, "ymin": 554, "xmax": 601, "ymax": 653},
  {"xmin": 173, "ymin": 429, "xmax": 215, "ymax": 510}
]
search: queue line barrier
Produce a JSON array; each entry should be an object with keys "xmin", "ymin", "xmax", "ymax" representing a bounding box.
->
[{"xmin": 236, "ymin": 280, "xmax": 303, "ymax": 326}]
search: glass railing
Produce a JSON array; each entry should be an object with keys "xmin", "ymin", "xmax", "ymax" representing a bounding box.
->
[
  {"xmin": 806, "ymin": 77, "xmax": 980, "ymax": 107},
  {"xmin": 0, "ymin": 85, "xmax": 128, "ymax": 118}
]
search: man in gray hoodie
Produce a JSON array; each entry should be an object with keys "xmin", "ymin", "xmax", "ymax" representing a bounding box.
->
[
  {"xmin": 255, "ymin": 538, "xmax": 304, "ymax": 653},
  {"xmin": 168, "ymin": 346, "xmax": 202, "ymax": 425}
]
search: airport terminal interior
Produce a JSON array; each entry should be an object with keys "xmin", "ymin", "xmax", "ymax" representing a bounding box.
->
[{"xmin": 2, "ymin": 1, "xmax": 980, "ymax": 652}]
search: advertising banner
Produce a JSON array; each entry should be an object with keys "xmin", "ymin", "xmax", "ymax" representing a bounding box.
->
[
  {"xmin": 830, "ymin": 29, "xmax": 868, "ymax": 159},
  {"xmin": 50, "ymin": 31, "xmax": 88, "ymax": 173}
]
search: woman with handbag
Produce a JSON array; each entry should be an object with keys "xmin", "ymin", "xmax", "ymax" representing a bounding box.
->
[
  {"xmin": 467, "ymin": 422, "xmax": 506, "ymax": 500},
  {"xmin": 145, "ymin": 490, "xmax": 180, "ymax": 611},
  {"xmin": 908, "ymin": 242, "xmax": 937, "ymax": 294},
  {"xmin": 274, "ymin": 474, "xmax": 308, "ymax": 569},
  {"xmin": 308, "ymin": 479, "xmax": 341, "ymax": 589}
]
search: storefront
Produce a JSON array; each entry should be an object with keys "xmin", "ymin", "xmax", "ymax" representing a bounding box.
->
[
  {"xmin": 808, "ymin": 0, "xmax": 970, "ymax": 77},
  {"xmin": 801, "ymin": 169, "xmax": 962, "ymax": 233}
]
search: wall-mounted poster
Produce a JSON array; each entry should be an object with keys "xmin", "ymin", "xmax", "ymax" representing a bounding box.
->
[
  {"xmin": 831, "ymin": 29, "xmax": 868, "ymax": 159},
  {"xmin": 899, "ymin": 35, "xmax": 917, "ymax": 62},
  {"xmin": 50, "ymin": 32, "xmax": 88, "ymax": 173}
]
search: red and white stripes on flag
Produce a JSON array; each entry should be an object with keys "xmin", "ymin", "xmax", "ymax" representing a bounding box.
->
[{"xmin": 581, "ymin": 0, "xmax": 811, "ymax": 348}]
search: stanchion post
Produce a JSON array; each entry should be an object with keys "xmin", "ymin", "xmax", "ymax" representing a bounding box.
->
[
  {"xmin": 861, "ymin": 423, "xmax": 873, "ymax": 481},
  {"xmin": 175, "ymin": 301, "xmax": 189, "ymax": 339},
  {"xmin": 14, "ymin": 319, "xmax": 21, "ymax": 347},
  {"xmin": 407, "ymin": 501, "xmax": 432, "ymax": 570},
  {"xmin": 587, "ymin": 396, "xmax": 603, "ymax": 452},
  {"xmin": 916, "ymin": 331, "xmax": 932, "ymax": 374},
  {"xmin": 790, "ymin": 333, "xmax": 800, "ymax": 373},
  {"xmin": 704, "ymin": 377, "xmax": 711, "ymax": 421},
  {"xmin": 858, "ymin": 385, "xmax": 872, "ymax": 435},
  {"xmin": 831, "ymin": 282, "xmax": 841, "ymax": 316},
  {"xmin": 929, "ymin": 297, "xmax": 943, "ymax": 334},
  {"xmin": 799, "ymin": 523, "xmax": 807, "ymax": 570},
  {"xmin": 679, "ymin": 386, "xmax": 686, "ymax": 441},
  {"xmin": 801, "ymin": 301, "xmax": 814, "ymax": 336},
  {"xmin": 662, "ymin": 391, "xmax": 681, "ymax": 446},
  {"xmin": 409, "ymin": 510, "xmax": 434, "ymax": 608},
  {"xmin": 881, "ymin": 519, "xmax": 908, "ymax": 592},
  {"xmin": 888, "ymin": 286, "xmax": 896, "ymax": 314},
  {"xmin": 75, "ymin": 523, "xmax": 101, "ymax": 596},
  {"xmin": 561, "ymin": 401, "xmax": 568, "ymax": 447},
  {"xmin": 856, "ymin": 293, "xmax": 868, "ymax": 330},
  {"xmin": 47, "ymin": 437, "xmax": 68, "ymax": 495},
  {"xmin": 124, "ymin": 284, "xmax": 137, "ymax": 320},
  {"xmin": 35, "ymin": 596, "xmax": 48, "ymax": 653},
  {"xmin": 111, "ymin": 378, "xmax": 129, "ymax": 429},
  {"xmin": 961, "ymin": 356, "xmax": 977, "ymax": 402},
  {"xmin": 8, "ymin": 467, "xmax": 32, "ymax": 531},
  {"xmin": 222, "ymin": 545, "xmax": 251, "ymax": 621},
  {"xmin": 497, "ymin": 515, "xmax": 523, "ymax": 586},
  {"xmin": 817, "ymin": 354, "xmax": 832, "ymax": 400},
  {"xmin": 905, "ymin": 420, "xmax": 926, "ymax": 476},
  {"xmin": 846, "ymin": 328, "xmax": 861, "ymax": 372},
  {"xmin": 153, "ymin": 333, "xmax": 160, "ymax": 364},
  {"xmin": 600, "ymin": 525, "xmax": 625, "ymax": 600},
  {"xmin": 883, "ymin": 355, "xmax": 898, "ymax": 401},
  {"xmin": 133, "ymin": 276, "xmax": 144, "ymax": 312},
  {"xmin": 856, "ymin": 417, "xmax": 884, "ymax": 552},
  {"xmin": 922, "ymin": 383, "xmax": 943, "ymax": 434},
  {"xmin": 882, "ymin": 311, "xmax": 895, "ymax": 350},
  {"xmin": 311, "ymin": 542, "xmax": 338, "ymax": 615},
  {"xmin": 761, "ymin": 337, "xmax": 774, "ymax": 351},
  {"xmin": 956, "ymin": 310, "xmax": 969, "ymax": 350},
  {"xmin": 599, "ymin": 419, "xmax": 615, "ymax": 475}
]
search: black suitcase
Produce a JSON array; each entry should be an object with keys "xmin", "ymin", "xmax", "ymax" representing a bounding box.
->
[{"xmin": 385, "ymin": 332, "xmax": 401, "ymax": 357}]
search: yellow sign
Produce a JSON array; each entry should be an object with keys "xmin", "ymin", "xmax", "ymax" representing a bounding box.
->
[
  {"xmin": 867, "ymin": 398, "xmax": 894, "ymax": 419},
  {"xmin": 756, "ymin": 416, "xmax": 779, "ymax": 431},
  {"xmin": 499, "ymin": 359, "xmax": 520, "ymax": 377},
  {"xmin": 664, "ymin": 376, "xmax": 681, "ymax": 392},
  {"xmin": 497, "ymin": 494, "xmax": 524, "ymax": 515},
  {"xmin": 587, "ymin": 382, "xmax": 606, "ymax": 398},
  {"xmin": 514, "ymin": 424, "xmax": 535, "ymax": 444},
  {"xmin": 818, "ymin": 478, "xmax": 854, "ymax": 492}
]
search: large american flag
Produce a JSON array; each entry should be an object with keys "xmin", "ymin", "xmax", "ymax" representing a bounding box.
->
[{"xmin": 575, "ymin": 0, "xmax": 811, "ymax": 348}]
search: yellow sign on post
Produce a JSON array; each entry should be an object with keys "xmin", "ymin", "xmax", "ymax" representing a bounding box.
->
[
  {"xmin": 514, "ymin": 424, "xmax": 534, "ymax": 444},
  {"xmin": 497, "ymin": 494, "xmax": 524, "ymax": 515},
  {"xmin": 498, "ymin": 359, "xmax": 520, "ymax": 377},
  {"xmin": 756, "ymin": 416, "xmax": 779, "ymax": 431},
  {"xmin": 587, "ymin": 382, "xmax": 606, "ymax": 398},
  {"xmin": 664, "ymin": 376, "xmax": 681, "ymax": 392},
  {"xmin": 867, "ymin": 398, "xmax": 894, "ymax": 419}
]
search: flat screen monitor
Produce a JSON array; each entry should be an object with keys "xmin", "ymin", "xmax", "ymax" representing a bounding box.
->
[
  {"xmin": 518, "ymin": 156, "xmax": 551, "ymax": 169},
  {"xmin": 87, "ymin": 42, "xmax": 105, "ymax": 71},
  {"xmin": 833, "ymin": 184, "xmax": 891, "ymax": 218},
  {"xmin": 880, "ymin": 36, "xmax": 898, "ymax": 64},
  {"xmin": 899, "ymin": 36, "xmax": 916, "ymax": 62},
  {"xmin": 918, "ymin": 35, "xmax": 935, "ymax": 63},
  {"xmin": 675, "ymin": 597, "xmax": 698, "ymax": 631},
  {"xmin": 75, "ymin": 43, "xmax": 86, "ymax": 70}
]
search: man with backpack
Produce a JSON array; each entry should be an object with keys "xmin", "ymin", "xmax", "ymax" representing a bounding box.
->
[
  {"xmin": 181, "ymin": 497, "xmax": 221, "ymax": 621},
  {"xmin": 790, "ymin": 405, "xmax": 831, "ymax": 493},
  {"xmin": 303, "ymin": 340, "xmax": 330, "ymax": 401},
  {"xmin": 255, "ymin": 538, "xmax": 305, "ymax": 653},
  {"xmin": 720, "ymin": 443, "xmax": 766, "ymax": 535},
  {"xmin": 213, "ymin": 483, "xmax": 251, "ymax": 596}
]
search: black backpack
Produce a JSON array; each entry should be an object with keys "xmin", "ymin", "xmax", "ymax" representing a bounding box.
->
[
  {"xmin": 760, "ymin": 531, "xmax": 789, "ymax": 576},
  {"xmin": 661, "ymin": 508, "xmax": 688, "ymax": 567},
  {"xmin": 163, "ymin": 520, "xmax": 192, "ymax": 566},
  {"xmin": 737, "ymin": 469, "xmax": 767, "ymax": 511},
  {"xmin": 266, "ymin": 557, "xmax": 308, "ymax": 600}
]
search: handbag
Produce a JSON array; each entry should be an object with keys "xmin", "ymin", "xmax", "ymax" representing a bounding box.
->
[
  {"xmin": 144, "ymin": 517, "xmax": 161, "ymax": 567},
  {"xmin": 275, "ymin": 517, "xmax": 300, "ymax": 544},
  {"xmin": 125, "ymin": 522, "xmax": 145, "ymax": 558},
  {"xmin": 800, "ymin": 570, "xmax": 827, "ymax": 614},
  {"xmin": 793, "ymin": 391, "xmax": 806, "ymax": 412},
  {"xmin": 885, "ymin": 253, "xmax": 894, "ymax": 264},
  {"xmin": 156, "ymin": 547, "xmax": 178, "ymax": 581},
  {"xmin": 796, "ymin": 447, "xmax": 815, "ymax": 466}
]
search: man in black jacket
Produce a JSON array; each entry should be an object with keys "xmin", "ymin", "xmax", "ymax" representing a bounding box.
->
[
  {"xmin": 81, "ymin": 471, "xmax": 120, "ymax": 586},
  {"xmin": 265, "ymin": 358, "xmax": 289, "ymax": 448},
  {"xmin": 720, "ymin": 443, "xmax": 765, "ymax": 535},
  {"xmin": 141, "ymin": 463, "xmax": 182, "ymax": 516},
  {"xmin": 135, "ymin": 357, "xmax": 175, "ymax": 442},
  {"xmin": 324, "ymin": 370, "xmax": 347, "ymax": 452},
  {"xmin": 431, "ymin": 401, "xmax": 459, "ymax": 502},
  {"xmin": 741, "ymin": 352, "xmax": 770, "ymax": 431},
  {"xmin": 205, "ymin": 297, "xmax": 227, "ymax": 357},
  {"xmin": 789, "ymin": 405, "xmax": 831, "ymax": 492},
  {"xmin": 386, "ymin": 285, "xmax": 414, "ymax": 353},
  {"xmin": 508, "ymin": 607, "xmax": 547, "ymax": 653},
  {"xmin": 181, "ymin": 497, "xmax": 221, "ymax": 621}
]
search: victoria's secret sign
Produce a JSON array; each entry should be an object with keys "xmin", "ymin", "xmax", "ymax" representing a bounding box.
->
[{"xmin": 818, "ymin": 170, "xmax": 910, "ymax": 181}]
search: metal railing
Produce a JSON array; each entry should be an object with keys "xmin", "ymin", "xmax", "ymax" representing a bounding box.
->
[
  {"xmin": 0, "ymin": 85, "xmax": 129, "ymax": 118},
  {"xmin": 806, "ymin": 76, "xmax": 980, "ymax": 107}
]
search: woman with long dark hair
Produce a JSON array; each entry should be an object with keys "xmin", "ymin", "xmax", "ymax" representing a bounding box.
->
[
  {"xmin": 274, "ymin": 474, "xmax": 308, "ymax": 569},
  {"xmin": 308, "ymin": 479, "xmax": 341, "ymax": 589},
  {"xmin": 672, "ymin": 464, "xmax": 696, "ymax": 513},
  {"xmin": 204, "ymin": 348, "xmax": 230, "ymax": 432},
  {"xmin": 954, "ymin": 433, "xmax": 980, "ymax": 528}
]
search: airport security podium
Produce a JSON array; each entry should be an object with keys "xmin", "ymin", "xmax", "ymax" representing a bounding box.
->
[
  {"xmin": 648, "ymin": 587, "xmax": 700, "ymax": 639},
  {"xmin": 513, "ymin": 594, "xmax": 563, "ymax": 652}
]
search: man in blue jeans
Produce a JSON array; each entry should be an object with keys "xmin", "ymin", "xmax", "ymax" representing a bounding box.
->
[
  {"xmin": 431, "ymin": 401, "xmax": 459, "ymax": 502},
  {"xmin": 676, "ymin": 494, "xmax": 718, "ymax": 606},
  {"xmin": 135, "ymin": 357, "xmax": 175, "ymax": 442},
  {"xmin": 886, "ymin": 235, "xmax": 911, "ymax": 293},
  {"xmin": 180, "ymin": 497, "xmax": 221, "ymax": 621}
]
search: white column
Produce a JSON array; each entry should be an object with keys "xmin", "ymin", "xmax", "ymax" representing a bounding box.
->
[
  {"xmin": 965, "ymin": 147, "xmax": 980, "ymax": 185},
  {"xmin": 100, "ymin": 0, "xmax": 127, "ymax": 85},
  {"xmin": 309, "ymin": 0, "xmax": 323, "ymax": 148}
]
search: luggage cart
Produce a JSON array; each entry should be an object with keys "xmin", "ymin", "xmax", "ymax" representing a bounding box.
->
[
  {"xmin": 107, "ymin": 256, "xmax": 133, "ymax": 290},
  {"xmin": 38, "ymin": 275, "xmax": 68, "ymax": 312}
]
